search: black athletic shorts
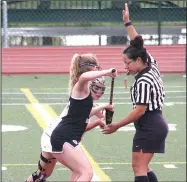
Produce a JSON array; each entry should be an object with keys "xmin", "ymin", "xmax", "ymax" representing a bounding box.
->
[
  {"xmin": 133, "ymin": 110, "xmax": 169, "ymax": 153},
  {"xmin": 50, "ymin": 131, "xmax": 79, "ymax": 153}
]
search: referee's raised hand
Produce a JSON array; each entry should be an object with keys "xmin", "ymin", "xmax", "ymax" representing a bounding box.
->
[{"xmin": 122, "ymin": 3, "xmax": 130, "ymax": 24}]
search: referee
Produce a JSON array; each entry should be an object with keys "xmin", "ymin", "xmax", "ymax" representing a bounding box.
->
[{"xmin": 103, "ymin": 3, "xmax": 169, "ymax": 182}]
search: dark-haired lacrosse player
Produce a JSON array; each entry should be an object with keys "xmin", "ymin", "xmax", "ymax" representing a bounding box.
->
[
  {"xmin": 103, "ymin": 3, "xmax": 168, "ymax": 182},
  {"xmin": 25, "ymin": 53, "xmax": 116, "ymax": 182}
]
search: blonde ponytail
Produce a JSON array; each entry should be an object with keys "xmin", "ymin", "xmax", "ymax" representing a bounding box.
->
[
  {"xmin": 69, "ymin": 54, "xmax": 81, "ymax": 94},
  {"xmin": 68, "ymin": 53, "xmax": 98, "ymax": 95}
]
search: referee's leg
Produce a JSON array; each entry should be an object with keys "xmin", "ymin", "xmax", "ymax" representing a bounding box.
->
[{"xmin": 132, "ymin": 151, "xmax": 158, "ymax": 182}]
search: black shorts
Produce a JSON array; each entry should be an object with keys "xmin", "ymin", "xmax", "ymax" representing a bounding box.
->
[
  {"xmin": 50, "ymin": 131, "xmax": 79, "ymax": 153},
  {"xmin": 133, "ymin": 110, "xmax": 169, "ymax": 153}
]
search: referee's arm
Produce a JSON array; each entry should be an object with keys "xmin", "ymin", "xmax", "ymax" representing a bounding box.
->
[
  {"xmin": 123, "ymin": 3, "xmax": 138, "ymax": 40},
  {"xmin": 118, "ymin": 81, "xmax": 151, "ymax": 128},
  {"xmin": 123, "ymin": 3, "xmax": 160, "ymax": 68}
]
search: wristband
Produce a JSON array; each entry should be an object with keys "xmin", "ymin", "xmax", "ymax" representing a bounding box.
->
[{"xmin": 125, "ymin": 21, "xmax": 132, "ymax": 27}]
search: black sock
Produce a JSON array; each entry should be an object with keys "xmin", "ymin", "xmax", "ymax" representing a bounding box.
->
[
  {"xmin": 147, "ymin": 171, "xmax": 158, "ymax": 182},
  {"xmin": 135, "ymin": 176, "xmax": 149, "ymax": 182}
]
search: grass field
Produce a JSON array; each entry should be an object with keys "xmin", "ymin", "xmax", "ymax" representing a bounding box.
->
[{"xmin": 2, "ymin": 73, "xmax": 186, "ymax": 182}]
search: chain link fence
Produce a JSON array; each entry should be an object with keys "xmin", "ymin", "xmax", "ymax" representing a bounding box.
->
[{"xmin": 2, "ymin": 0, "xmax": 186, "ymax": 47}]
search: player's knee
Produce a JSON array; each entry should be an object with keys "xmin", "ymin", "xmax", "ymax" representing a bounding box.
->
[
  {"xmin": 132, "ymin": 162, "xmax": 141, "ymax": 172},
  {"xmin": 132, "ymin": 162, "xmax": 147, "ymax": 174},
  {"xmin": 82, "ymin": 170, "xmax": 93, "ymax": 181},
  {"xmin": 86, "ymin": 168, "xmax": 93, "ymax": 180},
  {"xmin": 78, "ymin": 166, "xmax": 93, "ymax": 180},
  {"xmin": 25, "ymin": 153, "xmax": 55, "ymax": 182}
]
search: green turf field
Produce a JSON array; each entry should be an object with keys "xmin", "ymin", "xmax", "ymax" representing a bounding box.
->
[{"xmin": 2, "ymin": 73, "xmax": 186, "ymax": 182}]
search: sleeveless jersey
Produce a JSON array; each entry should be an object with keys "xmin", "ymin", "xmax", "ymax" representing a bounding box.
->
[{"xmin": 46, "ymin": 93, "xmax": 93, "ymax": 142}]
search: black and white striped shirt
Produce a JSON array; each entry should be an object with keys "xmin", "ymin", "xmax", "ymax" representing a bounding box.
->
[{"xmin": 130, "ymin": 53, "xmax": 165, "ymax": 111}]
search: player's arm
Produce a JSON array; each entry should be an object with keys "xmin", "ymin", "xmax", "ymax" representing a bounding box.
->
[
  {"xmin": 85, "ymin": 119, "xmax": 105, "ymax": 132},
  {"xmin": 75, "ymin": 69, "xmax": 117, "ymax": 96},
  {"xmin": 86, "ymin": 104, "xmax": 110, "ymax": 132},
  {"xmin": 78, "ymin": 69, "xmax": 116, "ymax": 86},
  {"xmin": 95, "ymin": 111, "xmax": 104, "ymax": 119},
  {"xmin": 90, "ymin": 103, "xmax": 112, "ymax": 117},
  {"xmin": 91, "ymin": 103, "xmax": 105, "ymax": 119}
]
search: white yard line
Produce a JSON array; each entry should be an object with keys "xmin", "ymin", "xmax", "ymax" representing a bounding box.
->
[
  {"xmin": 2, "ymin": 101, "xmax": 186, "ymax": 106},
  {"xmin": 4, "ymin": 85, "xmax": 186, "ymax": 90},
  {"xmin": 2, "ymin": 95, "xmax": 186, "ymax": 100},
  {"xmin": 2, "ymin": 90, "xmax": 186, "ymax": 95},
  {"xmin": 163, "ymin": 164, "xmax": 178, "ymax": 168}
]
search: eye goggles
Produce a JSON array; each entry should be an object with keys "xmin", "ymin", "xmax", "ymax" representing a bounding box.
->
[{"xmin": 90, "ymin": 84, "xmax": 106, "ymax": 94}]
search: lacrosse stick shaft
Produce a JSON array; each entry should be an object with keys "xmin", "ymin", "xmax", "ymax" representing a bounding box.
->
[
  {"xmin": 109, "ymin": 78, "xmax": 114, "ymax": 104},
  {"xmin": 109, "ymin": 69, "xmax": 116, "ymax": 104}
]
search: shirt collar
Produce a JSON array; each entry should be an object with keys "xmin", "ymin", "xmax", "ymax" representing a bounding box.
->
[{"xmin": 135, "ymin": 65, "xmax": 151, "ymax": 80}]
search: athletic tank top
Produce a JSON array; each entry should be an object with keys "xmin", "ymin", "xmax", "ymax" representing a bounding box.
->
[{"xmin": 49, "ymin": 92, "xmax": 93, "ymax": 141}]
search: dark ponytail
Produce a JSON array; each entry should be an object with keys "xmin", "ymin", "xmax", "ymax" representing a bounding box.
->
[
  {"xmin": 130, "ymin": 35, "xmax": 144, "ymax": 49},
  {"xmin": 123, "ymin": 35, "xmax": 147, "ymax": 64}
]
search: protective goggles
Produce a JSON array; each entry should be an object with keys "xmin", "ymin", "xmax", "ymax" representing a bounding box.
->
[{"xmin": 90, "ymin": 84, "xmax": 106, "ymax": 94}]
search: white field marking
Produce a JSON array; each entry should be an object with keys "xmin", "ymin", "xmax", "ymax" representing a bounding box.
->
[
  {"xmin": 56, "ymin": 169, "xmax": 102, "ymax": 181},
  {"xmin": 183, "ymin": 75, "xmax": 186, "ymax": 78},
  {"xmin": 57, "ymin": 167, "xmax": 113, "ymax": 171},
  {"xmin": 2, "ymin": 162, "xmax": 186, "ymax": 166},
  {"xmin": 2, "ymin": 92, "xmax": 25, "ymax": 94},
  {"xmin": 92, "ymin": 174, "xmax": 101, "ymax": 181},
  {"xmin": 3, "ymin": 95, "xmax": 186, "ymax": 101},
  {"xmin": 2, "ymin": 167, "xmax": 7, "ymax": 171},
  {"xmin": 2, "ymin": 90, "xmax": 186, "ymax": 95},
  {"xmin": 56, "ymin": 168, "xmax": 68, "ymax": 171},
  {"xmin": 2, "ymin": 125, "xmax": 28, "ymax": 132},
  {"xmin": 164, "ymin": 102, "xmax": 186, "ymax": 106},
  {"xmin": 94, "ymin": 102, "xmax": 186, "ymax": 106},
  {"xmin": 96, "ymin": 124, "xmax": 176, "ymax": 131},
  {"xmin": 101, "ymin": 167, "xmax": 113, "ymax": 170},
  {"xmin": 5, "ymin": 85, "xmax": 186, "ymax": 90},
  {"xmin": 2, "ymin": 102, "xmax": 186, "ymax": 106},
  {"xmin": 163, "ymin": 164, "xmax": 178, "ymax": 168},
  {"xmin": 164, "ymin": 102, "xmax": 175, "ymax": 106}
]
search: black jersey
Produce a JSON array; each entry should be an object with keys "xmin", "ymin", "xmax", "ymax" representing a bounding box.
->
[{"xmin": 51, "ymin": 92, "xmax": 93, "ymax": 142}]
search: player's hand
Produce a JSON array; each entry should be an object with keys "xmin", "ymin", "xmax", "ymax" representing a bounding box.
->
[
  {"xmin": 106, "ymin": 68, "xmax": 117, "ymax": 78},
  {"xmin": 104, "ymin": 104, "xmax": 114, "ymax": 111},
  {"xmin": 99, "ymin": 118, "xmax": 106, "ymax": 129},
  {"xmin": 122, "ymin": 3, "xmax": 130, "ymax": 24},
  {"xmin": 102, "ymin": 122, "xmax": 119, "ymax": 134}
]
